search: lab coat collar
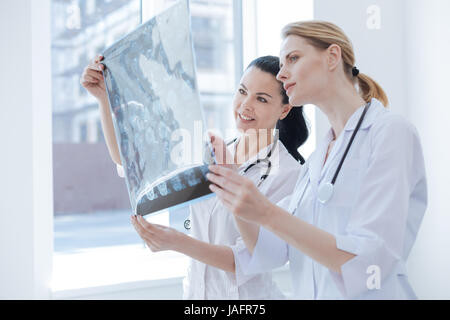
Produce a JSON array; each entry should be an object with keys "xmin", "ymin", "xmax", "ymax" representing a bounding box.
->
[
  {"xmin": 239, "ymin": 143, "xmax": 274, "ymax": 172},
  {"xmin": 343, "ymin": 98, "xmax": 385, "ymax": 132},
  {"xmin": 308, "ymin": 131, "xmax": 332, "ymax": 185},
  {"xmin": 309, "ymin": 98, "xmax": 385, "ymax": 184},
  {"xmin": 229, "ymin": 136, "xmax": 276, "ymax": 172}
]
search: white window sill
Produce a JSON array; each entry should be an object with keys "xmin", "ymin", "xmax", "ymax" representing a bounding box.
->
[
  {"xmin": 51, "ymin": 244, "xmax": 189, "ymax": 299},
  {"xmin": 51, "ymin": 243, "xmax": 292, "ymax": 299}
]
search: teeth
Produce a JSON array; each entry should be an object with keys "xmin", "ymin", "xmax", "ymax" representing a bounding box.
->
[{"xmin": 240, "ymin": 113, "xmax": 254, "ymax": 121}]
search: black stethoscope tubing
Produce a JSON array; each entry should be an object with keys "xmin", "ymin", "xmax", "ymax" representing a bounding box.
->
[
  {"xmin": 226, "ymin": 135, "xmax": 278, "ymax": 188},
  {"xmin": 317, "ymin": 101, "xmax": 371, "ymax": 204}
]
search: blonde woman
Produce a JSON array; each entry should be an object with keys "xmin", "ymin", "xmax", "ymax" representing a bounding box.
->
[
  {"xmin": 207, "ymin": 21, "xmax": 427, "ymax": 299},
  {"xmin": 81, "ymin": 55, "xmax": 310, "ymax": 299}
]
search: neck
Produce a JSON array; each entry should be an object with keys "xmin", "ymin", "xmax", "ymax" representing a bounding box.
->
[
  {"xmin": 315, "ymin": 79, "xmax": 366, "ymax": 140},
  {"xmin": 235, "ymin": 129, "xmax": 274, "ymax": 164}
]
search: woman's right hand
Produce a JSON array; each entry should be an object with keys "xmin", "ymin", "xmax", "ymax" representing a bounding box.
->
[
  {"xmin": 208, "ymin": 132, "xmax": 237, "ymax": 169},
  {"xmin": 80, "ymin": 55, "xmax": 107, "ymax": 101}
]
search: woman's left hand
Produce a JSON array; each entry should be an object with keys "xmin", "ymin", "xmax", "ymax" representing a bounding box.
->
[
  {"xmin": 207, "ymin": 164, "xmax": 274, "ymax": 226},
  {"xmin": 130, "ymin": 215, "xmax": 185, "ymax": 252}
]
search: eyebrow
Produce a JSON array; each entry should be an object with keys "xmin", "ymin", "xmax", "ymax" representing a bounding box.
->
[{"xmin": 240, "ymin": 83, "xmax": 273, "ymax": 98}]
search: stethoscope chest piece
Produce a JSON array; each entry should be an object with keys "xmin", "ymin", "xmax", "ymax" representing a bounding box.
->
[{"xmin": 318, "ymin": 182, "xmax": 334, "ymax": 204}]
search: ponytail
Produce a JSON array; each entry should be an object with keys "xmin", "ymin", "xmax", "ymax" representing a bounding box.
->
[{"xmin": 355, "ymin": 72, "xmax": 389, "ymax": 107}]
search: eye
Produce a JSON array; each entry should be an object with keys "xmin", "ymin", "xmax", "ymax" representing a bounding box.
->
[
  {"xmin": 289, "ymin": 55, "xmax": 299, "ymax": 63},
  {"xmin": 257, "ymin": 97, "xmax": 268, "ymax": 103},
  {"xmin": 238, "ymin": 88, "xmax": 246, "ymax": 95}
]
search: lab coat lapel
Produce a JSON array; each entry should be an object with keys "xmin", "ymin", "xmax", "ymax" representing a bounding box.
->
[
  {"xmin": 309, "ymin": 129, "xmax": 335, "ymax": 186},
  {"xmin": 319, "ymin": 130, "xmax": 346, "ymax": 182}
]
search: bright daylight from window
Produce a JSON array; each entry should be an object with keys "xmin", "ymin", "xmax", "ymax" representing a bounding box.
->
[{"xmin": 51, "ymin": 0, "xmax": 245, "ymax": 295}]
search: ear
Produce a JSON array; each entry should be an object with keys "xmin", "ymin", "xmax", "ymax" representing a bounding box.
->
[
  {"xmin": 326, "ymin": 44, "xmax": 342, "ymax": 72},
  {"xmin": 279, "ymin": 104, "xmax": 293, "ymax": 121}
]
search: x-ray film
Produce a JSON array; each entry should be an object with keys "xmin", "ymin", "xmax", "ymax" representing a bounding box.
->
[{"xmin": 102, "ymin": 0, "xmax": 214, "ymax": 216}]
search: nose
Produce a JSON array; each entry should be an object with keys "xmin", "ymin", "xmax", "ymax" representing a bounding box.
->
[
  {"xmin": 276, "ymin": 66, "xmax": 289, "ymax": 83},
  {"xmin": 241, "ymin": 96, "xmax": 254, "ymax": 110}
]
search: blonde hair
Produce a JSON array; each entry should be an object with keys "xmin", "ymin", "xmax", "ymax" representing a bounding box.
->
[{"xmin": 281, "ymin": 21, "xmax": 389, "ymax": 107}]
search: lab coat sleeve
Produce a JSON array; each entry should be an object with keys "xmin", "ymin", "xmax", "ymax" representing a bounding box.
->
[
  {"xmin": 116, "ymin": 164, "xmax": 125, "ymax": 178},
  {"xmin": 329, "ymin": 115, "xmax": 427, "ymax": 299},
  {"xmin": 233, "ymin": 154, "xmax": 300, "ymax": 277},
  {"xmin": 233, "ymin": 198, "xmax": 291, "ymax": 276},
  {"xmin": 234, "ymin": 227, "xmax": 289, "ymax": 276},
  {"xmin": 230, "ymin": 237, "xmax": 260, "ymax": 287}
]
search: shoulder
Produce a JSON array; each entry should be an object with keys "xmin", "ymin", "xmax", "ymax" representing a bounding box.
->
[
  {"xmin": 367, "ymin": 99, "xmax": 418, "ymax": 137},
  {"xmin": 368, "ymin": 105, "xmax": 422, "ymax": 150},
  {"xmin": 263, "ymin": 141, "xmax": 303, "ymax": 195},
  {"xmin": 366, "ymin": 105, "xmax": 426, "ymax": 180},
  {"xmin": 274, "ymin": 141, "xmax": 303, "ymax": 174},
  {"xmin": 373, "ymin": 111, "xmax": 417, "ymax": 134}
]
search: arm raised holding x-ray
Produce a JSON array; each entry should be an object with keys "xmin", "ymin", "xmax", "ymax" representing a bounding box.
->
[{"xmin": 81, "ymin": 55, "xmax": 122, "ymax": 166}]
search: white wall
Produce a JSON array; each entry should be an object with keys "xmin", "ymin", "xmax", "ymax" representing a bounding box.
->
[
  {"xmin": 403, "ymin": 0, "xmax": 450, "ymax": 300},
  {"xmin": 313, "ymin": 0, "xmax": 408, "ymax": 136},
  {"xmin": 0, "ymin": 0, "xmax": 53, "ymax": 299},
  {"xmin": 314, "ymin": 0, "xmax": 450, "ymax": 299}
]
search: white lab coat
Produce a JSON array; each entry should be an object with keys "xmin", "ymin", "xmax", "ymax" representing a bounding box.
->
[
  {"xmin": 235, "ymin": 98, "xmax": 428, "ymax": 299},
  {"xmin": 183, "ymin": 140, "xmax": 302, "ymax": 300}
]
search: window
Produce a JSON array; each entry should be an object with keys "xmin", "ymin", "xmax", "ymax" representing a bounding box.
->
[
  {"xmin": 52, "ymin": 0, "xmax": 244, "ymax": 294},
  {"xmin": 51, "ymin": 0, "xmax": 146, "ymax": 292}
]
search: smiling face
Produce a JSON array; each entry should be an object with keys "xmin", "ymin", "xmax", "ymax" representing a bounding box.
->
[
  {"xmin": 277, "ymin": 35, "xmax": 330, "ymax": 106},
  {"xmin": 233, "ymin": 66, "xmax": 291, "ymax": 133}
]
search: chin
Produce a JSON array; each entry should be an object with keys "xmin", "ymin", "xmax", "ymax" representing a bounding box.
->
[
  {"xmin": 289, "ymin": 95, "xmax": 299, "ymax": 106},
  {"xmin": 289, "ymin": 94, "xmax": 306, "ymax": 107},
  {"xmin": 236, "ymin": 122, "xmax": 257, "ymax": 133}
]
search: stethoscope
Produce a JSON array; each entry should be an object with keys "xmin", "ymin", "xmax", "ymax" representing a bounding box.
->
[
  {"xmin": 317, "ymin": 101, "xmax": 371, "ymax": 204},
  {"xmin": 226, "ymin": 135, "xmax": 278, "ymax": 188}
]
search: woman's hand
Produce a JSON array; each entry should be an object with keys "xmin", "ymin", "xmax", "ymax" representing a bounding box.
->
[
  {"xmin": 130, "ymin": 215, "xmax": 185, "ymax": 252},
  {"xmin": 208, "ymin": 132, "xmax": 237, "ymax": 169},
  {"xmin": 206, "ymin": 164, "xmax": 275, "ymax": 226},
  {"xmin": 80, "ymin": 55, "xmax": 107, "ymax": 101}
]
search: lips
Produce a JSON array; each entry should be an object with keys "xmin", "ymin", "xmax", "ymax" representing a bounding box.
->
[
  {"xmin": 284, "ymin": 83, "xmax": 296, "ymax": 92},
  {"xmin": 238, "ymin": 113, "xmax": 255, "ymax": 121}
]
